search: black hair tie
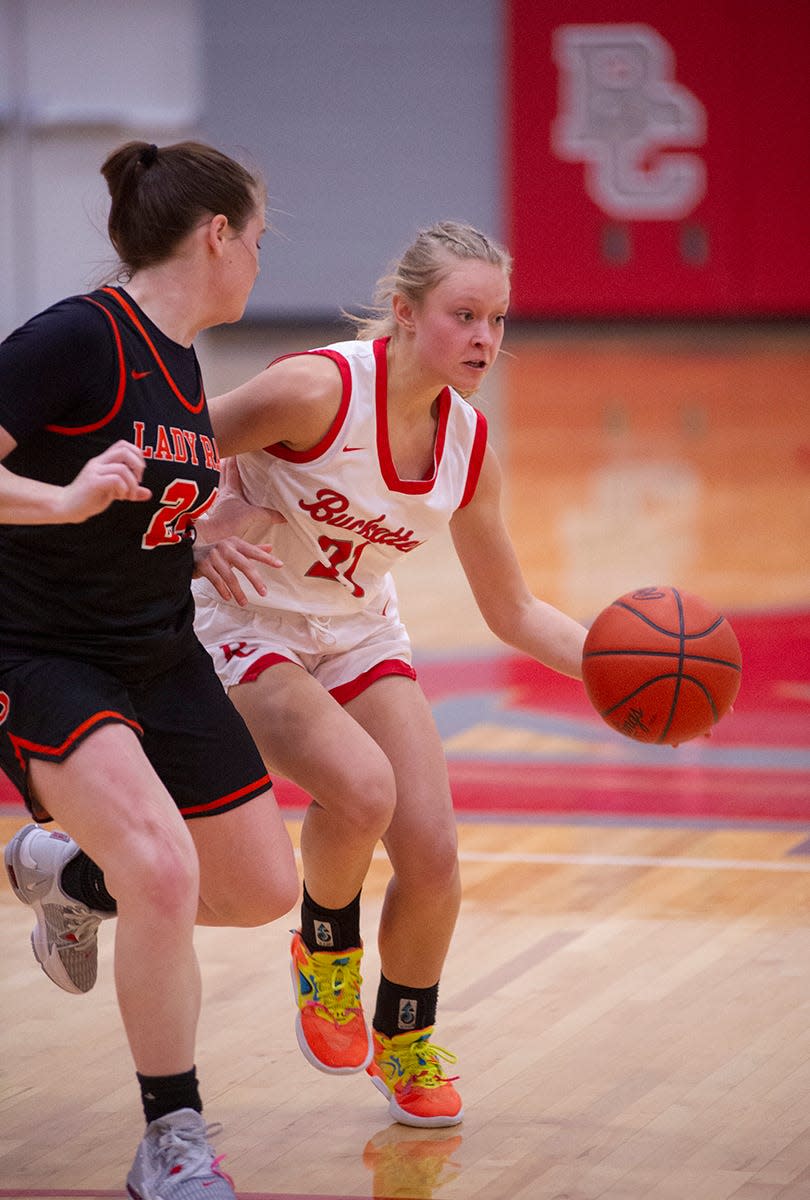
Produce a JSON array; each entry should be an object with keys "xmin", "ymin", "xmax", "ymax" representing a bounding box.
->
[{"xmin": 139, "ymin": 143, "xmax": 159, "ymax": 167}]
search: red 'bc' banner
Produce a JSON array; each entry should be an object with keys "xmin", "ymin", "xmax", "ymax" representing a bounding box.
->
[{"xmin": 506, "ymin": 0, "xmax": 810, "ymax": 316}]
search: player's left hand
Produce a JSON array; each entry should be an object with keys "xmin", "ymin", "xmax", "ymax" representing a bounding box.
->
[{"xmin": 193, "ymin": 536, "xmax": 282, "ymax": 606}]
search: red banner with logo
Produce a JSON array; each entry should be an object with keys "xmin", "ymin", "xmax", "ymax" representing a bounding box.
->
[{"xmin": 506, "ymin": 1, "xmax": 810, "ymax": 316}]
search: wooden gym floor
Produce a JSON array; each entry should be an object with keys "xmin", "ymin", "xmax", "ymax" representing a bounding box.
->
[{"xmin": 1, "ymin": 321, "xmax": 809, "ymax": 1200}]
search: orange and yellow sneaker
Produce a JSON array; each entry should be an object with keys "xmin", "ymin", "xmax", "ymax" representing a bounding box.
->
[
  {"xmin": 367, "ymin": 1027, "xmax": 464, "ymax": 1128},
  {"xmin": 289, "ymin": 930, "xmax": 372, "ymax": 1074}
]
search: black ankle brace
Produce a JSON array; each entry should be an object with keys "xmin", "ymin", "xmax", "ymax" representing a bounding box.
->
[
  {"xmin": 374, "ymin": 973, "xmax": 439, "ymax": 1038},
  {"xmin": 136, "ymin": 1067, "xmax": 201, "ymax": 1125},
  {"xmin": 300, "ymin": 883, "xmax": 361, "ymax": 952}
]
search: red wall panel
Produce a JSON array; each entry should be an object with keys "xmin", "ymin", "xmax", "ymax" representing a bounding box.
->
[{"xmin": 506, "ymin": 1, "xmax": 810, "ymax": 316}]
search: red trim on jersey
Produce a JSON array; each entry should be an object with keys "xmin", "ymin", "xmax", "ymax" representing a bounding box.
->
[
  {"xmin": 459, "ymin": 409, "xmax": 488, "ymax": 508},
  {"xmin": 237, "ymin": 651, "xmax": 298, "ymax": 683},
  {"xmin": 231, "ymin": 650, "xmax": 415, "ymax": 703},
  {"xmin": 44, "ymin": 298, "xmax": 127, "ymax": 435},
  {"xmin": 264, "ymin": 349, "xmax": 352, "ymax": 462},
  {"xmin": 330, "ymin": 659, "xmax": 417, "ymax": 706},
  {"xmin": 178, "ymin": 771, "xmax": 272, "ymax": 817},
  {"xmin": 9, "ymin": 710, "xmax": 143, "ymax": 772},
  {"xmin": 373, "ymin": 337, "xmax": 451, "ymax": 494},
  {"xmin": 101, "ymin": 288, "xmax": 205, "ymax": 414}
]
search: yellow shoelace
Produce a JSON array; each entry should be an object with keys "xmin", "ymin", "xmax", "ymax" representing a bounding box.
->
[
  {"xmin": 304, "ymin": 947, "xmax": 364, "ymax": 1026},
  {"xmin": 377, "ymin": 1034, "xmax": 459, "ymax": 1089}
]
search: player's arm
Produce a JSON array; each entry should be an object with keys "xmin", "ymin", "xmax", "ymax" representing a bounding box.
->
[
  {"xmin": 0, "ymin": 300, "xmax": 151, "ymax": 524},
  {"xmin": 194, "ymin": 456, "xmax": 285, "ymax": 545},
  {"xmin": 208, "ymin": 354, "xmax": 344, "ymax": 458},
  {"xmin": 450, "ymin": 445, "xmax": 587, "ymax": 679},
  {"xmin": 0, "ymin": 425, "xmax": 149, "ymax": 525}
]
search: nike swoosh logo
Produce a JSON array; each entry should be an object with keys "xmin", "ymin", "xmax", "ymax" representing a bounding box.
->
[
  {"xmin": 342, "ymin": 445, "xmax": 364, "ymax": 452},
  {"xmin": 131, "ymin": 369, "xmax": 151, "ymax": 380}
]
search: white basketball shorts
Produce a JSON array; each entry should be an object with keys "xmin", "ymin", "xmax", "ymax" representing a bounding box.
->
[{"xmin": 193, "ymin": 581, "xmax": 416, "ymax": 704}]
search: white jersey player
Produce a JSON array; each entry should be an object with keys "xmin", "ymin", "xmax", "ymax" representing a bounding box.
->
[{"xmin": 195, "ymin": 222, "xmax": 588, "ymax": 1128}]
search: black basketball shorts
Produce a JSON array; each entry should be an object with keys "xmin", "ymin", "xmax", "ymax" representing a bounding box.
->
[{"xmin": 0, "ymin": 641, "xmax": 271, "ymax": 822}]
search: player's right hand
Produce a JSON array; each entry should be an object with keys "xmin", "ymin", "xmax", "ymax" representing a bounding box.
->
[
  {"xmin": 60, "ymin": 440, "xmax": 151, "ymax": 523},
  {"xmin": 193, "ymin": 536, "xmax": 283, "ymax": 605}
]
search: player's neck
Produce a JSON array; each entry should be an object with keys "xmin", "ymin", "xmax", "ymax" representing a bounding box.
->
[
  {"xmin": 385, "ymin": 336, "xmax": 444, "ymax": 417},
  {"xmin": 125, "ymin": 266, "xmax": 206, "ymax": 348}
]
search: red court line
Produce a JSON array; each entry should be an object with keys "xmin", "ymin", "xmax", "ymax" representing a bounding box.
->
[
  {"xmin": 4, "ymin": 762, "xmax": 807, "ymax": 825},
  {"xmin": 444, "ymin": 762, "xmax": 810, "ymax": 822},
  {"xmin": 268, "ymin": 765, "xmax": 810, "ymax": 823}
]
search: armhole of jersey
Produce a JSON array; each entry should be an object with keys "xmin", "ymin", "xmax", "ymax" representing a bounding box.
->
[
  {"xmin": 458, "ymin": 408, "xmax": 488, "ymax": 508},
  {"xmin": 44, "ymin": 297, "xmax": 126, "ymax": 436},
  {"xmin": 265, "ymin": 348, "xmax": 352, "ymax": 462}
]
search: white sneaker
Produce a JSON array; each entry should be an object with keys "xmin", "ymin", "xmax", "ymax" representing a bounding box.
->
[
  {"xmin": 4, "ymin": 824, "xmax": 109, "ymax": 994},
  {"xmin": 126, "ymin": 1108, "xmax": 236, "ymax": 1200}
]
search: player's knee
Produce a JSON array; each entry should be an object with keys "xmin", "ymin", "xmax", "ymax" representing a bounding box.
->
[
  {"xmin": 107, "ymin": 826, "xmax": 200, "ymax": 921},
  {"xmin": 349, "ymin": 763, "xmax": 397, "ymax": 837},
  {"xmin": 323, "ymin": 758, "xmax": 396, "ymax": 839}
]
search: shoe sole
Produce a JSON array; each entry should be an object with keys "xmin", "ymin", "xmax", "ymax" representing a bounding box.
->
[
  {"xmin": 369, "ymin": 1071, "xmax": 464, "ymax": 1128},
  {"xmin": 289, "ymin": 954, "xmax": 373, "ymax": 1074},
  {"xmin": 4, "ymin": 828, "xmax": 90, "ymax": 995}
]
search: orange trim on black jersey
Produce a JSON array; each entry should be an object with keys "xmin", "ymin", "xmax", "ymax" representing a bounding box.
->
[
  {"xmin": 9, "ymin": 710, "xmax": 143, "ymax": 772},
  {"xmin": 459, "ymin": 408, "xmax": 488, "ymax": 508},
  {"xmin": 101, "ymin": 288, "xmax": 205, "ymax": 414},
  {"xmin": 44, "ymin": 298, "xmax": 127, "ymax": 435},
  {"xmin": 178, "ymin": 772, "xmax": 272, "ymax": 817}
]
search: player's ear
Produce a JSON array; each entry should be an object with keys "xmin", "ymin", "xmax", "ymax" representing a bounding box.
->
[
  {"xmin": 206, "ymin": 214, "xmax": 230, "ymax": 255},
  {"xmin": 392, "ymin": 293, "xmax": 416, "ymax": 332}
]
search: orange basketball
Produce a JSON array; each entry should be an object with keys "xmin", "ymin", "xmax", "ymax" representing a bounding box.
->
[{"xmin": 582, "ymin": 586, "xmax": 742, "ymax": 745}]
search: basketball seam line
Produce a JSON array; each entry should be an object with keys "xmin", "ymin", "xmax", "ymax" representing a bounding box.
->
[
  {"xmin": 583, "ymin": 650, "xmax": 741, "ymax": 669},
  {"xmin": 614, "ymin": 602, "xmax": 724, "ymax": 641},
  {"xmin": 602, "ymin": 675, "xmax": 719, "ymax": 730}
]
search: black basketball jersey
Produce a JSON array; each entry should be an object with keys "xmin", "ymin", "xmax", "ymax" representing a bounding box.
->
[{"xmin": 0, "ymin": 287, "xmax": 220, "ymax": 681}]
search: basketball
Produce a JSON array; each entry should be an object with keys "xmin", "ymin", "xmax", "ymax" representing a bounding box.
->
[{"xmin": 582, "ymin": 586, "xmax": 742, "ymax": 745}]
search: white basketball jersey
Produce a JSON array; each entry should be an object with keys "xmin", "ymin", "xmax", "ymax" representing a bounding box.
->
[{"xmin": 235, "ymin": 337, "xmax": 487, "ymax": 617}]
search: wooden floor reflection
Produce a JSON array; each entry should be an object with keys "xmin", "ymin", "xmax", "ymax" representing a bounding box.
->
[{"xmin": 1, "ymin": 322, "xmax": 809, "ymax": 1200}]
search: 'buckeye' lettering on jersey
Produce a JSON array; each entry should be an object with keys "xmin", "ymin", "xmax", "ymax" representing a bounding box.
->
[
  {"xmin": 298, "ymin": 488, "xmax": 423, "ymax": 552},
  {"xmin": 233, "ymin": 337, "xmax": 487, "ymax": 617}
]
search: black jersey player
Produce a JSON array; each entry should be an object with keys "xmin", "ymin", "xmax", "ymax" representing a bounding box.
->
[{"xmin": 0, "ymin": 140, "xmax": 297, "ymax": 1200}]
